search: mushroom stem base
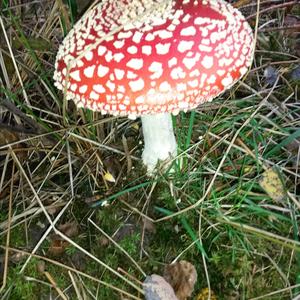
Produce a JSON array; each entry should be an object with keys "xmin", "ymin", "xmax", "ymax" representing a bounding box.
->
[{"xmin": 141, "ymin": 113, "xmax": 177, "ymax": 172}]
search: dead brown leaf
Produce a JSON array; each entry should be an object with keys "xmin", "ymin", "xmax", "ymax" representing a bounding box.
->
[
  {"xmin": 0, "ymin": 128, "xmax": 27, "ymax": 161},
  {"xmin": 0, "ymin": 129, "xmax": 19, "ymax": 146},
  {"xmin": 48, "ymin": 235, "xmax": 69, "ymax": 256},
  {"xmin": 163, "ymin": 260, "xmax": 197, "ymax": 300},
  {"xmin": 58, "ymin": 221, "xmax": 79, "ymax": 238},
  {"xmin": 142, "ymin": 217, "xmax": 156, "ymax": 234},
  {"xmin": 48, "ymin": 222, "xmax": 78, "ymax": 256}
]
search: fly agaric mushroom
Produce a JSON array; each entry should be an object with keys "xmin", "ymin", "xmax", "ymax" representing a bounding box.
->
[{"xmin": 53, "ymin": 0, "xmax": 254, "ymax": 172}]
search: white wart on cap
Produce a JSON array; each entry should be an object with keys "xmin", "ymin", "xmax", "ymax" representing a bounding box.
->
[{"xmin": 53, "ymin": 0, "xmax": 254, "ymax": 117}]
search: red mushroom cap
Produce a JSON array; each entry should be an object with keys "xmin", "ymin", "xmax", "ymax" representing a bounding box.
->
[{"xmin": 53, "ymin": 0, "xmax": 254, "ymax": 118}]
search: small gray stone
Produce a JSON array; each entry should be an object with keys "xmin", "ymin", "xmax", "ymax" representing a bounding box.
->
[{"xmin": 143, "ymin": 275, "xmax": 179, "ymax": 300}]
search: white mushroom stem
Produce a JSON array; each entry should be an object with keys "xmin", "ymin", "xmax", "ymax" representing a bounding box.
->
[{"xmin": 141, "ymin": 112, "xmax": 177, "ymax": 172}]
